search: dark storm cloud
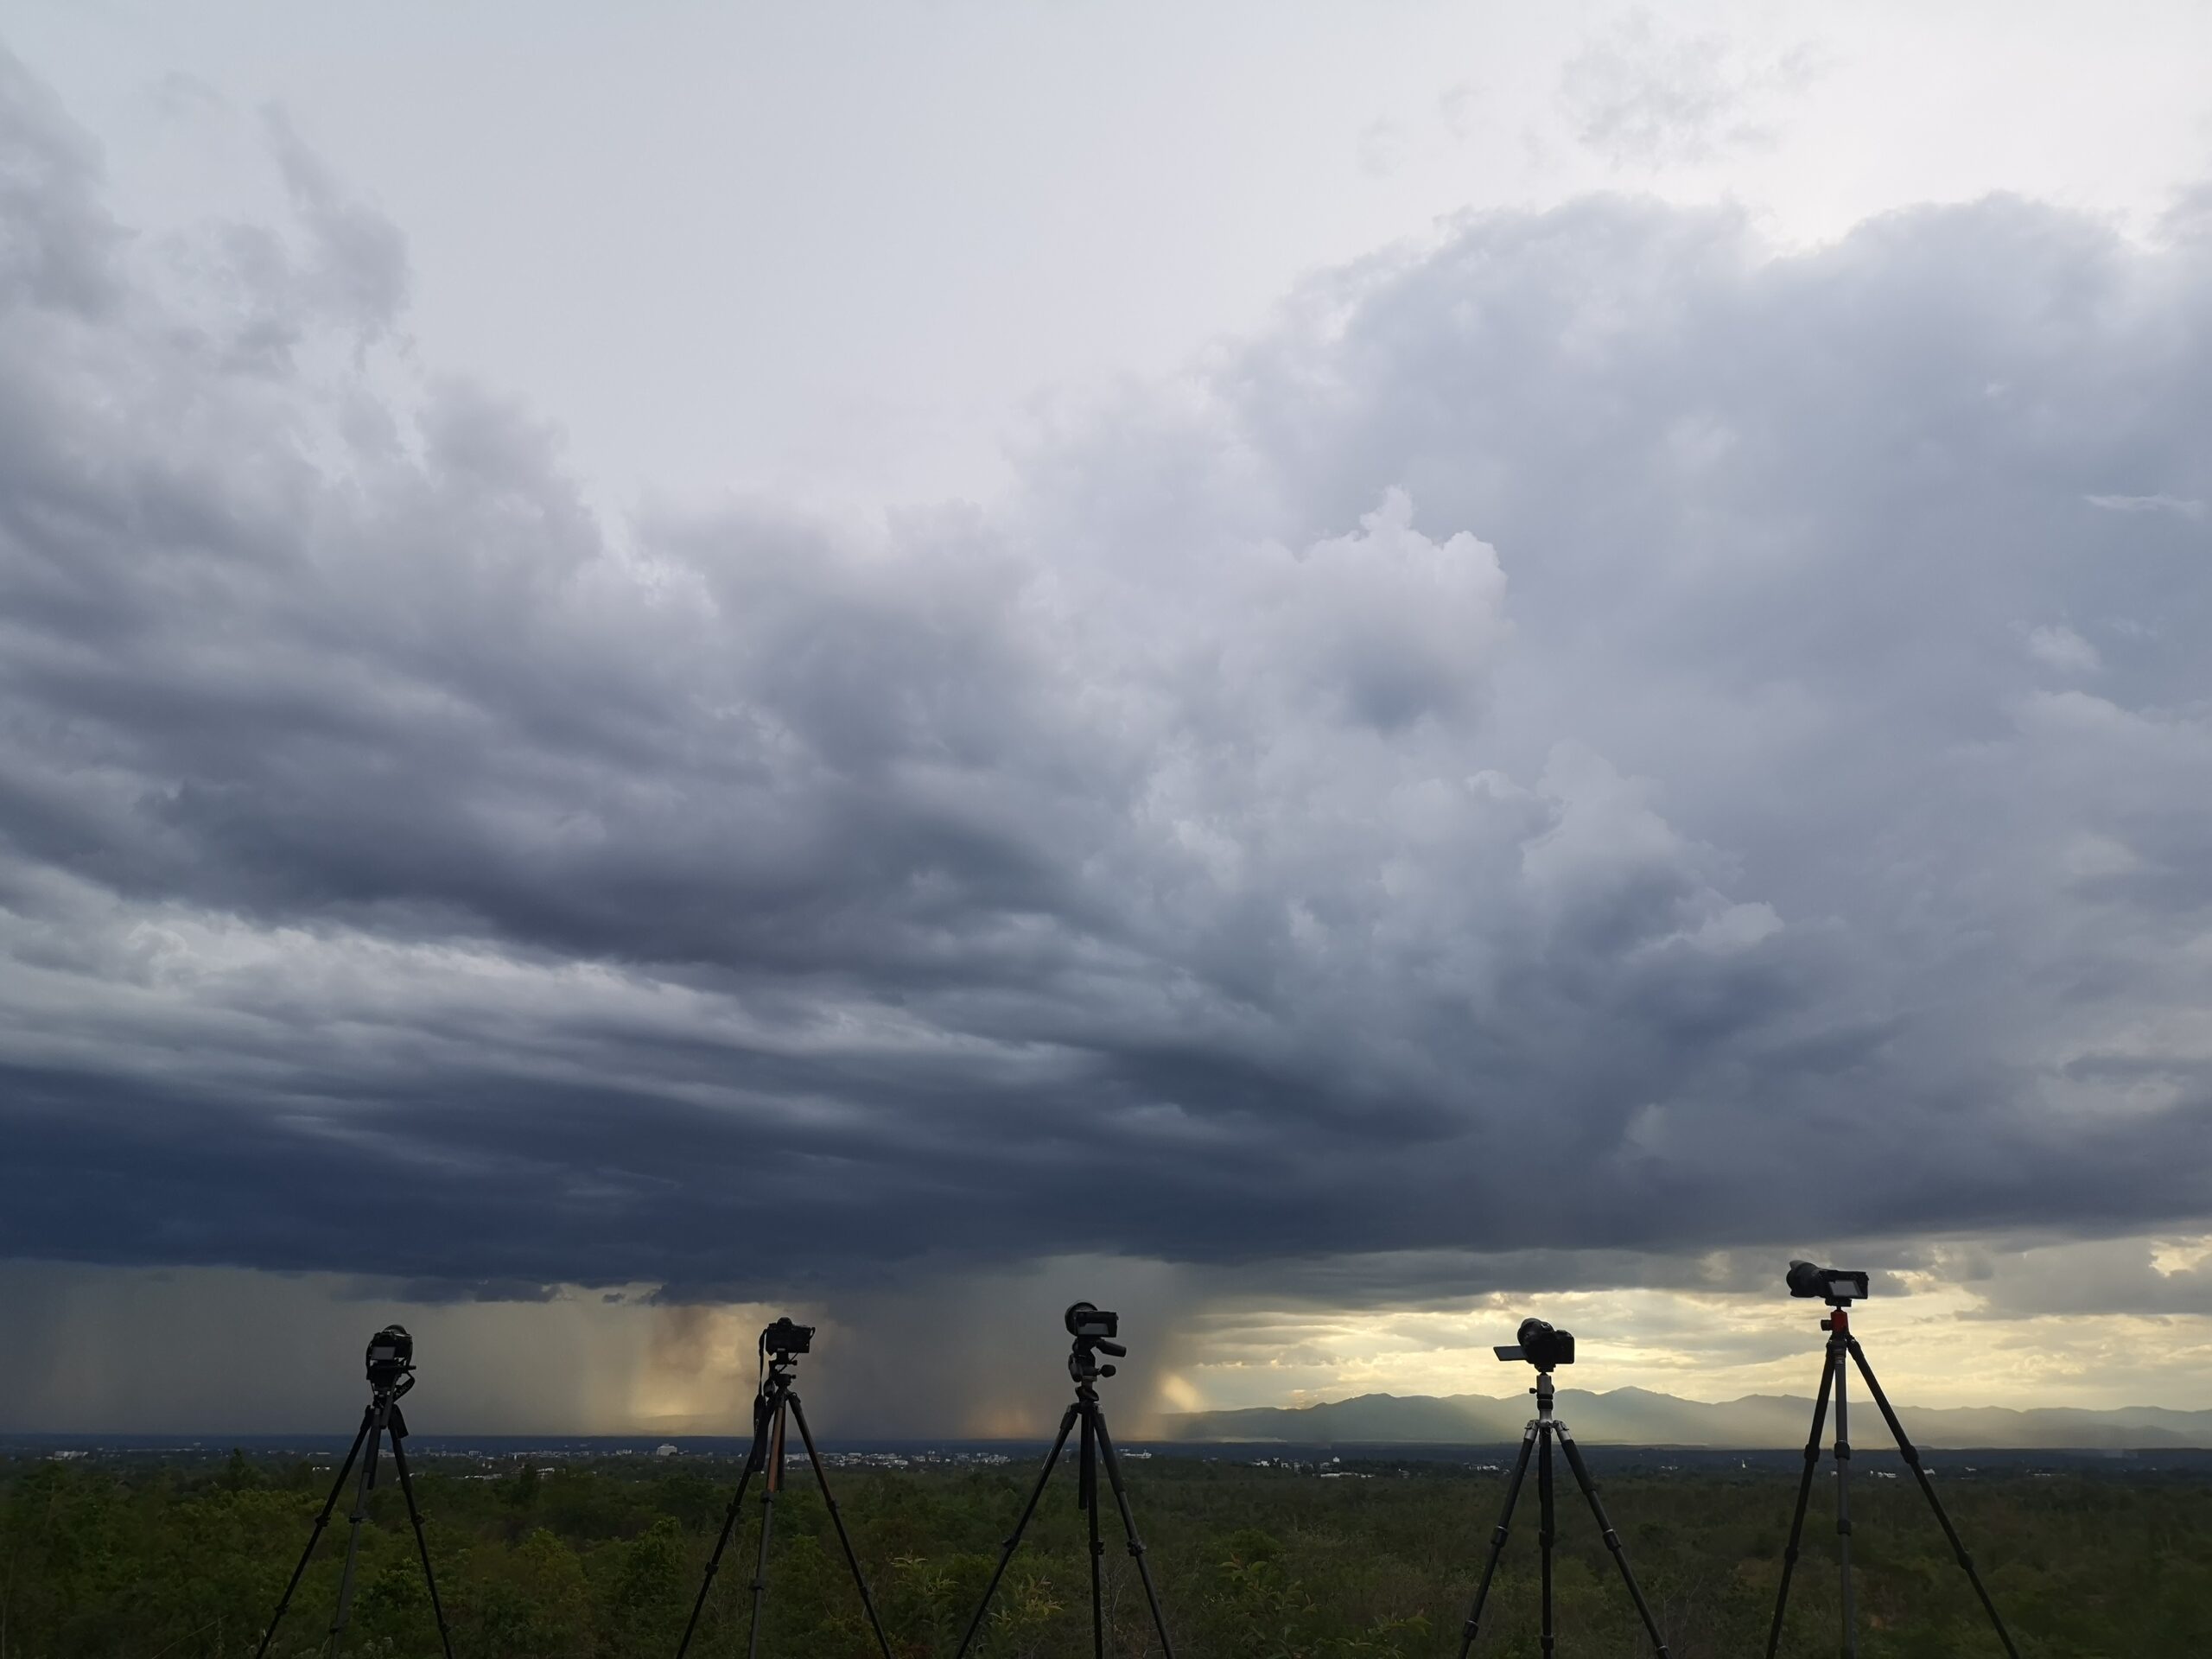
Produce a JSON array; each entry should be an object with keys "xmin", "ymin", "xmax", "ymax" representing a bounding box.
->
[{"xmin": 3, "ymin": 50, "xmax": 2210, "ymax": 1302}]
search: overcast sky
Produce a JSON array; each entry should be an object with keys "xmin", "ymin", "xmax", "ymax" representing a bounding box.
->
[{"xmin": 4, "ymin": 3, "xmax": 2212, "ymax": 1437}]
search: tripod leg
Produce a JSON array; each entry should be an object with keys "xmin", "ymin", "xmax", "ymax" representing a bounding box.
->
[
  {"xmin": 675, "ymin": 1391, "xmax": 773, "ymax": 1659},
  {"xmin": 1457, "ymin": 1419, "xmax": 1537, "ymax": 1659},
  {"xmin": 787, "ymin": 1394, "xmax": 896, "ymax": 1659},
  {"xmin": 1557, "ymin": 1426, "xmax": 1670, "ymax": 1656},
  {"xmin": 1537, "ymin": 1426, "xmax": 1556, "ymax": 1659},
  {"xmin": 1849, "ymin": 1341, "xmax": 2023, "ymax": 1659},
  {"xmin": 255, "ymin": 1408, "xmax": 375, "ymax": 1659},
  {"xmin": 745, "ymin": 1396, "xmax": 788, "ymax": 1659},
  {"xmin": 330, "ymin": 1402, "xmax": 387, "ymax": 1643},
  {"xmin": 1764, "ymin": 1348, "xmax": 1836, "ymax": 1659},
  {"xmin": 1083, "ymin": 1411, "xmax": 1104, "ymax": 1659},
  {"xmin": 1834, "ymin": 1344, "xmax": 1857, "ymax": 1659},
  {"xmin": 953, "ymin": 1403, "xmax": 1080, "ymax": 1659},
  {"xmin": 385, "ymin": 1427, "xmax": 456, "ymax": 1659},
  {"xmin": 1093, "ymin": 1410, "xmax": 1178, "ymax": 1659}
]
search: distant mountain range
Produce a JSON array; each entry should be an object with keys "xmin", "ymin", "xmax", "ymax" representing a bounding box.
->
[{"xmin": 1159, "ymin": 1389, "xmax": 2212, "ymax": 1450}]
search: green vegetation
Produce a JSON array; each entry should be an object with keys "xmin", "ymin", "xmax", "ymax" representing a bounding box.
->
[{"xmin": 3, "ymin": 1451, "xmax": 2207, "ymax": 1656}]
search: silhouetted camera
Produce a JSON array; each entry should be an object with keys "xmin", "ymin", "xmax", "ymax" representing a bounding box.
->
[
  {"xmin": 365, "ymin": 1325, "xmax": 414, "ymax": 1389},
  {"xmin": 1065, "ymin": 1302, "xmax": 1120, "ymax": 1341},
  {"xmin": 1787, "ymin": 1262, "xmax": 1869, "ymax": 1304},
  {"xmin": 762, "ymin": 1317, "xmax": 814, "ymax": 1356},
  {"xmin": 1495, "ymin": 1318, "xmax": 1576, "ymax": 1370}
]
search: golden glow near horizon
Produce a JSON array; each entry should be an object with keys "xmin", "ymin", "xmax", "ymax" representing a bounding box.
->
[
  {"xmin": 10, "ymin": 1234, "xmax": 2212, "ymax": 1434},
  {"xmin": 1176, "ymin": 1240, "xmax": 2212, "ymax": 1415}
]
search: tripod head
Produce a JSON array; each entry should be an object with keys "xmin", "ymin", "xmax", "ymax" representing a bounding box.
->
[
  {"xmin": 365, "ymin": 1325, "xmax": 416, "ymax": 1401},
  {"xmin": 1065, "ymin": 1302, "xmax": 1127, "ymax": 1388}
]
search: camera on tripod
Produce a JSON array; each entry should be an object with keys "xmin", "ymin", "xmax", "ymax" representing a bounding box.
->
[
  {"xmin": 762, "ymin": 1316, "xmax": 814, "ymax": 1356},
  {"xmin": 365, "ymin": 1325, "xmax": 415, "ymax": 1390},
  {"xmin": 1786, "ymin": 1261, "xmax": 1869, "ymax": 1304},
  {"xmin": 1494, "ymin": 1318, "xmax": 1575, "ymax": 1370},
  {"xmin": 1065, "ymin": 1302, "xmax": 1126, "ymax": 1382}
]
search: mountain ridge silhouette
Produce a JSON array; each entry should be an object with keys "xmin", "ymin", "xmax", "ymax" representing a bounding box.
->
[{"xmin": 1160, "ymin": 1389, "xmax": 2212, "ymax": 1448}]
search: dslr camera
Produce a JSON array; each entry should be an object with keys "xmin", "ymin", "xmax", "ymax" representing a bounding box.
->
[
  {"xmin": 1495, "ymin": 1318, "xmax": 1575, "ymax": 1370},
  {"xmin": 365, "ymin": 1325, "xmax": 415, "ymax": 1390},
  {"xmin": 762, "ymin": 1317, "xmax": 815, "ymax": 1356},
  {"xmin": 1787, "ymin": 1262, "xmax": 1870, "ymax": 1305}
]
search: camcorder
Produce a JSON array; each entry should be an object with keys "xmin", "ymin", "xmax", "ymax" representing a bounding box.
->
[
  {"xmin": 365, "ymin": 1325, "xmax": 415, "ymax": 1390},
  {"xmin": 762, "ymin": 1317, "xmax": 815, "ymax": 1356},
  {"xmin": 1065, "ymin": 1302, "xmax": 1127, "ymax": 1382},
  {"xmin": 1494, "ymin": 1318, "xmax": 1576, "ymax": 1370},
  {"xmin": 1787, "ymin": 1262, "xmax": 1870, "ymax": 1304},
  {"xmin": 1065, "ymin": 1302, "xmax": 1120, "ymax": 1342}
]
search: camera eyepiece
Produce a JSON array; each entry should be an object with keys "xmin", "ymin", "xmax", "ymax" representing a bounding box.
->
[
  {"xmin": 1787, "ymin": 1262, "xmax": 1870, "ymax": 1304},
  {"xmin": 365, "ymin": 1325, "xmax": 415, "ymax": 1390},
  {"xmin": 1493, "ymin": 1317, "xmax": 1576, "ymax": 1370}
]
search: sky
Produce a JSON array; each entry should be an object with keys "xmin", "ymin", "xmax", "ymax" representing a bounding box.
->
[{"xmin": 3, "ymin": 2, "xmax": 2211, "ymax": 1439}]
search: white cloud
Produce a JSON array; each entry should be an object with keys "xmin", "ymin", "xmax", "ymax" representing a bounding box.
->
[{"xmin": 2024, "ymin": 622, "xmax": 2101, "ymax": 675}]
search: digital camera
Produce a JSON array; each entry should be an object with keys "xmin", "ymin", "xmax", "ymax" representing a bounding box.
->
[
  {"xmin": 1065, "ymin": 1302, "xmax": 1120, "ymax": 1341},
  {"xmin": 1787, "ymin": 1262, "xmax": 1870, "ymax": 1304},
  {"xmin": 762, "ymin": 1317, "xmax": 815, "ymax": 1355},
  {"xmin": 1494, "ymin": 1317, "xmax": 1575, "ymax": 1370},
  {"xmin": 365, "ymin": 1325, "xmax": 415, "ymax": 1389}
]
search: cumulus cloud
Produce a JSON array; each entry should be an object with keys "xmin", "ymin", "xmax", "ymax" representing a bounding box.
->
[{"xmin": 3, "ymin": 48, "xmax": 2211, "ymax": 1332}]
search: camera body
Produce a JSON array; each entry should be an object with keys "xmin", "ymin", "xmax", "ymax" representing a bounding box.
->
[
  {"xmin": 1787, "ymin": 1262, "xmax": 1870, "ymax": 1304},
  {"xmin": 762, "ymin": 1317, "xmax": 815, "ymax": 1357},
  {"xmin": 1495, "ymin": 1317, "xmax": 1576, "ymax": 1370},
  {"xmin": 1065, "ymin": 1302, "xmax": 1119, "ymax": 1341},
  {"xmin": 365, "ymin": 1325, "xmax": 415, "ymax": 1390},
  {"xmin": 1065, "ymin": 1302, "xmax": 1127, "ymax": 1383}
]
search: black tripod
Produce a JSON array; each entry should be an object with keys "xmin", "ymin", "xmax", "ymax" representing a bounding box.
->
[
  {"xmin": 256, "ymin": 1325, "xmax": 454, "ymax": 1659},
  {"xmin": 1764, "ymin": 1298, "xmax": 2021, "ymax": 1659},
  {"xmin": 677, "ymin": 1319, "xmax": 893, "ymax": 1659},
  {"xmin": 955, "ymin": 1303, "xmax": 1176, "ymax": 1659},
  {"xmin": 1458, "ymin": 1320, "xmax": 1669, "ymax": 1659}
]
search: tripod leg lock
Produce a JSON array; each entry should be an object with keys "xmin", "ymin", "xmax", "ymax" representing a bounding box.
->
[{"xmin": 1834, "ymin": 1440, "xmax": 1851, "ymax": 1460}]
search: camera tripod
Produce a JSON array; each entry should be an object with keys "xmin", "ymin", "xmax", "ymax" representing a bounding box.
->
[
  {"xmin": 675, "ymin": 1331, "xmax": 893, "ymax": 1659},
  {"xmin": 1456, "ymin": 1365, "xmax": 1669, "ymax": 1658},
  {"xmin": 953, "ymin": 1325, "xmax": 1177, "ymax": 1659},
  {"xmin": 255, "ymin": 1339, "xmax": 454, "ymax": 1659},
  {"xmin": 1764, "ymin": 1302, "xmax": 2021, "ymax": 1659}
]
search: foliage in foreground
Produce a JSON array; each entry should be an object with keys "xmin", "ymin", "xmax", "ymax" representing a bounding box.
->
[{"xmin": 3, "ymin": 1451, "xmax": 2208, "ymax": 1656}]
